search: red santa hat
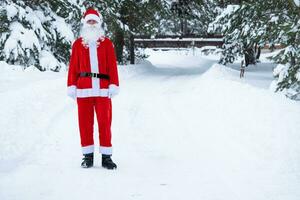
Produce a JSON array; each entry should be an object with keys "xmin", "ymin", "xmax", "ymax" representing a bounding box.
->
[{"xmin": 82, "ymin": 8, "xmax": 102, "ymax": 24}]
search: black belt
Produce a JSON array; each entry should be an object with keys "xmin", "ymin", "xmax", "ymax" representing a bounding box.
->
[{"xmin": 79, "ymin": 72, "xmax": 110, "ymax": 80}]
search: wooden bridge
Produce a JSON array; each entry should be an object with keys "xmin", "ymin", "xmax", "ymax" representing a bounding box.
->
[{"xmin": 134, "ymin": 36, "xmax": 224, "ymax": 48}]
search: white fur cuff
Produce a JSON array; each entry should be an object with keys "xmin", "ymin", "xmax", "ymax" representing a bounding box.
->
[
  {"xmin": 100, "ymin": 146, "xmax": 113, "ymax": 155},
  {"xmin": 67, "ymin": 85, "xmax": 77, "ymax": 99},
  {"xmin": 108, "ymin": 84, "xmax": 119, "ymax": 98},
  {"xmin": 82, "ymin": 145, "xmax": 94, "ymax": 154},
  {"xmin": 109, "ymin": 84, "xmax": 119, "ymax": 94}
]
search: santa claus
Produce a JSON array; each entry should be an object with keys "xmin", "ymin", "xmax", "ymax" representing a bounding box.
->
[{"xmin": 67, "ymin": 8, "xmax": 119, "ymax": 169}]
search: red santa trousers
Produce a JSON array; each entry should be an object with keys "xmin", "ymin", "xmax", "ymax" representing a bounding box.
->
[{"xmin": 77, "ymin": 96, "xmax": 113, "ymax": 155}]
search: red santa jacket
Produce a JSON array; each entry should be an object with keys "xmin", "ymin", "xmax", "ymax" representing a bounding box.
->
[{"xmin": 67, "ymin": 37, "xmax": 119, "ymax": 98}]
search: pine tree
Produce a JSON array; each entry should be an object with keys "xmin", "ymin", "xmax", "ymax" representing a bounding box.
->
[
  {"xmin": 0, "ymin": 0, "xmax": 81, "ymax": 71},
  {"xmin": 209, "ymin": 1, "xmax": 263, "ymax": 65},
  {"xmin": 84, "ymin": 0, "xmax": 168, "ymax": 64},
  {"xmin": 118, "ymin": 0, "xmax": 167, "ymax": 63},
  {"xmin": 170, "ymin": 0, "xmax": 219, "ymax": 36},
  {"xmin": 210, "ymin": 0, "xmax": 300, "ymax": 99},
  {"xmin": 271, "ymin": 1, "xmax": 300, "ymax": 100}
]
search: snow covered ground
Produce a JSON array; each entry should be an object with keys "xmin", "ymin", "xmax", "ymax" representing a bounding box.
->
[{"xmin": 1, "ymin": 49, "xmax": 300, "ymax": 200}]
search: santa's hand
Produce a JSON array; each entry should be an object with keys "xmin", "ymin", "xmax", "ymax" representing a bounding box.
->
[
  {"xmin": 108, "ymin": 84, "xmax": 119, "ymax": 98},
  {"xmin": 67, "ymin": 86, "xmax": 77, "ymax": 100}
]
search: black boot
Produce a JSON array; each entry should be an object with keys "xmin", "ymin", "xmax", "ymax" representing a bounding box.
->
[
  {"xmin": 102, "ymin": 155, "xmax": 117, "ymax": 170},
  {"xmin": 81, "ymin": 153, "xmax": 94, "ymax": 168}
]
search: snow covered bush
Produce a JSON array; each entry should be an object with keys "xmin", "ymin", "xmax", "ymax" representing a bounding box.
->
[
  {"xmin": 209, "ymin": 3, "xmax": 268, "ymax": 65},
  {"xmin": 0, "ymin": 0, "xmax": 81, "ymax": 71},
  {"xmin": 271, "ymin": 46, "xmax": 300, "ymax": 100},
  {"xmin": 210, "ymin": 0, "xmax": 300, "ymax": 100},
  {"xmin": 169, "ymin": 0, "xmax": 219, "ymax": 36},
  {"xmin": 269, "ymin": 1, "xmax": 300, "ymax": 100}
]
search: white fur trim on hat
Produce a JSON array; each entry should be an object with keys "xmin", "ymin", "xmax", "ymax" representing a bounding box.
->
[{"xmin": 83, "ymin": 14, "xmax": 101, "ymax": 24}]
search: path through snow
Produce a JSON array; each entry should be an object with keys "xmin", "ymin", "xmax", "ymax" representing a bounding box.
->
[{"xmin": 1, "ymin": 51, "xmax": 300, "ymax": 200}]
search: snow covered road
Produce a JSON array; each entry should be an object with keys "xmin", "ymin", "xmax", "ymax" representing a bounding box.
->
[{"xmin": 1, "ymin": 51, "xmax": 300, "ymax": 200}]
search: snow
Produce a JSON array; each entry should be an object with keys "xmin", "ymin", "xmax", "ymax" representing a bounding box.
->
[
  {"xmin": 273, "ymin": 64, "xmax": 288, "ymax": 78},
  {"xmin": 296, "ymin": 70, "xmax": 300, "ymax": 81},
  {"xmin": 0, "ymin": 60, "xmax": 24, "ymax": 71},
  {"xmin": 4, "ymin": 22, "xmax": 40, "ymax": 59},
  {"xmin": 39, "ymin": 50, "xmax": 61, "ymax": 71},
  {"xmin": 135, "ymin": 38, "xmax": 223, "ymax": 42},
  {"xmin": 216, "ymin": 5, "xmax": 239, "ymax": 21},
  {"xmin": 6, "ymin": 4, "xmax": 18, "ymax": 20},
  {"xmin": 1, "ymin": 50, "xmax": 300, "ymax": 200},
  {"xmin": 1, "ymin": 1, "xmax": 74, "ymax": 69},
  {"xmin": 270, "ymin": 16, "xmax": 279, "ymax": 23},
  {"xmin": 294, "ymin": 0, "xmax": 300, "ymax": 6},
  {"xmin": 25, "ymin": 10, "xmax": 50, "ymax": 41},
  {"xmin": 17, "ymin": 5, "xmax": 26, "ymax": 19},
  {"xmin": 209, "ymin": 4, "xmax": 240, "ymax": 33},
  {"xmin": 52, "ymin": 14, "xmax": 74, "ymax": 42}
]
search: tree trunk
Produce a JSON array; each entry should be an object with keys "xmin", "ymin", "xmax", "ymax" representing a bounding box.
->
[
  {"xmin": 129, "ymin": 33, "xmax": 135, "ymax": 64},
  {"xmin": 180, "ymin": 18, "xmax": 184, "ymax": 36},
  {"xmin": 244, "ymin": 46, "xmax": 256, "ymax": 66},
  {"xmin": 184, "ymin": 18, "xmax": 188, "ymax": 36},
  {"xmin": 114, "ymin": 28, "xmax": 125, "ymax": 64},
  {"xmin": 255, "ymin": 45, "xmax": 261, "ymax": 60}
]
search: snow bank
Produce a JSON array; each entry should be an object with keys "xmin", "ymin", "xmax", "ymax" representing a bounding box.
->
[
  {"xmin": 1, "ymin": 2, "xmax": 74, "ymax": 71},
  {"xmin": 1, "ymin": 52, "xmax": 300, "ymax": 200},
  {"xmin": 40, "ymin": 50, "xmax": 62, "ymax": 71},
  {"xmin": 200, "ymin": 63, "xmax": 238, "ymax": 80},
  {"xmin": 0, "ymin": 66, "xmax": 67, "ymax": 169},
  {"xmin": 0, "ymin": 61, "xmax": 24, "ymax": 71}
]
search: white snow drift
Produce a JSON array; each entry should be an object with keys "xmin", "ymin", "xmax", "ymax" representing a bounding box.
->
[{"xmin": 0, "ymin": 50, "xmax": 300, "ymax": 200}]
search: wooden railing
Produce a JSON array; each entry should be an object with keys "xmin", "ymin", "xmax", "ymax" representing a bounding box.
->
[{"xmin": 134, "ymin": 37, "xmax": 224, "ymax": 48}]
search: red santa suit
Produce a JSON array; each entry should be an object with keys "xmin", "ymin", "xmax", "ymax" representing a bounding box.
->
[{"xmin": 67, "ymin": 9, "xmax": 119, "ymax": 155}]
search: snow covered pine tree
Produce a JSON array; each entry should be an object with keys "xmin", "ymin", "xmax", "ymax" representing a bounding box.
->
[
  {"xmin": 209, "ymin": 0, "xmax": 300, "ymax": 99},
  {"xmin": 270, "ymin": 0, "xmax": 300, "ymax": 100},
  {"xmin": 0, "ymin": 0, "xmax": 81, "ymax": 71}
]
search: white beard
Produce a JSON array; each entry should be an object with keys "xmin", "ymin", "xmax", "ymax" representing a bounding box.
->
[{"xmin": 80, "ymin": 23, "xmax": 105, "ymax": 44}]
